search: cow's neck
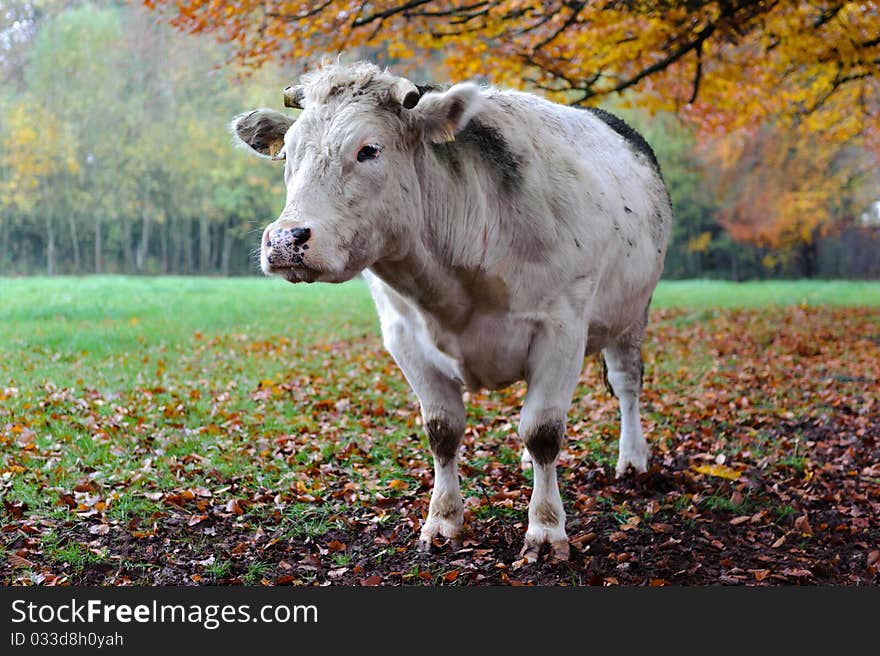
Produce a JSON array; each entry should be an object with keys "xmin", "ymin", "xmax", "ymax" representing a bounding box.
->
[{"xmin": 369, "ymin": 143, "xmax": 510, "ymax": 328}]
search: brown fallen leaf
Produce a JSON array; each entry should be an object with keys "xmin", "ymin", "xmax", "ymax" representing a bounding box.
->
[
  {"xmin": 8, "ymin": 554, "xmax": 35, "ymax": 569},
  {"xmin": 187, "ymin": 513, "xmax": 208, "ymax": 526},
  {"xmin": 326, "ymin": 540, "xmax": 346, "ymax": 552},
  {"xmin": 794, "ymin": 514, "xmax": 813, "ymax": 536},
  {"xmin": 360, "ymin": 575, "xmax": 382, "ymax": 586},
  {"xmin": 730, "ymin": 516, "xmax": 751, "ymax": 526},
  {"xmin": 443, "ymin": 570, "xmax": 459, "ymax": 583}
]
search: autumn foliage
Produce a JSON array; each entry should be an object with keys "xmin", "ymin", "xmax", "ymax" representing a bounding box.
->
[
  {"xmin": 146, "ymin": 0, "xmax": 879, "ymax": 258},
  {"xmin": 150, "ymin": 1, "xmax": 878, "ymax": 140}
]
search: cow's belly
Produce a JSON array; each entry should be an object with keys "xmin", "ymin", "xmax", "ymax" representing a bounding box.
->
[{"xmin": 445, "ymin": 313, "xmax": 533, "ymax": 391}]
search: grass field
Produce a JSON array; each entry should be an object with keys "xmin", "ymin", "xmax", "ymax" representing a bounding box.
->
[{"xmin": 1, "ymin": 276, "xmax": 878, "ymax": 585}]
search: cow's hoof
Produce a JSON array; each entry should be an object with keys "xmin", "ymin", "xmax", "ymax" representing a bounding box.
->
[
  {"xmin": 418, "ymin": 517, "xmax": 463, "ymax": 552},
  {"xmin": 615, "ymin": 451, "xmax": 648, "ymax": 478},
  {"xmin": 417, "ymin": 536, "xmax": 462, "ymax": 553},
  {"xmin": 520, "ymin": 449, "xmax": 533, "ymax": 471},
  {"xmin": 519, "ymin": 537, "xmax": 570, "ymax": 563}
]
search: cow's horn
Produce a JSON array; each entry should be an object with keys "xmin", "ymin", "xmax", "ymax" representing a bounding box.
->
[
  {"xmin": 283, "ymin": 85, "xmax": 305, "ymax": 109},
  {"xmin": 393, "ymin": 78, "xmax": 421, "ymax": 109}
]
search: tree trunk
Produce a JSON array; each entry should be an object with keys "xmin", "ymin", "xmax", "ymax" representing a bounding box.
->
[
  {"xmin": 183, "ymin": 218, "xmax": 194, "ymax": 273},
  {"xmin": 199, "ymin": 215, "xmax": 211, "ymax": 273},
  {"xmin": 160, "ymin": 219, "xmax": 168, "ymax": 274},
  {"xmin": 136, "ymin": 206, "xmax": 151, "ymax": 274},
  {"xmin": 94, "ymin": 216, "xmax": 103, "ymax": 273},
  {"xmin": 68, "ymin": 212, "xmax": 81, "ymax": 273},
  {"xmin": 121, "ymin": 219, "xmax": 134, "ymax": 273},
  {"xmin": 799, "ymin": 237, "xmax": 818, "ymax": 278},
  {"xmin": 0, "ymin": 216, "xmax": 8, "ymax": 272},
  {"xmin": 220, "ymin": 222, "xmax": 233, "ymax": 276},
  {"xmin": 46, "ymin": 214, "xmax": 55, "ymax": 275}
]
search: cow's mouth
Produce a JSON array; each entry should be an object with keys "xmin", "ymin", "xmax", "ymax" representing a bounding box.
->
[{"xmin": 278, "ymin": 266, "xmax": 319, "ymax": 284}]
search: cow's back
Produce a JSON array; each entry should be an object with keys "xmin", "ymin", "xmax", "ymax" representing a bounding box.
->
[{"xmin": 465, "ymin": 90, "xmax": 672, "ymax": 342}]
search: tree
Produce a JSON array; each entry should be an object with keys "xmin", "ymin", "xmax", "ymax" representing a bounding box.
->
[
  {"xmin": 148, "ymin": 0, "xmax": 879, "ymax": 267},
  {"xmin": 0, "ymin": 100, "xmax": 79, "ymax": 274},
  {"xmin": 703, "ymin": 122, "xmax": 872, "ymax": 276},
  {"xmin": 149, "ymin": 1, "xmax": 879, "ymax": 145},
  {"xmin": 0, "ymin": 1, "xmax": 287, "ymax": 276}
]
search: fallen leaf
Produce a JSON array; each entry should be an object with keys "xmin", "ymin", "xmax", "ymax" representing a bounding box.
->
[
  {"xmin": 8, "ymin": 554, "xmax": 35, "ymax": 569},
  {"xmin": 692, "ymin": 463, "xmax": 742, "ymax": 480},
  {"xmin": 794, "ymin": 514, "xmax": 813, "ymax": 536},
  {"xmin": 187, "ymin": 514, "xmax": 208, "ymax": 526}
]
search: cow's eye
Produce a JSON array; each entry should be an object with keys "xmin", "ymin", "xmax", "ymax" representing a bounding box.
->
[{"xmin": 357, "ymin": 144, "xmax": 381, "ymax": 162}]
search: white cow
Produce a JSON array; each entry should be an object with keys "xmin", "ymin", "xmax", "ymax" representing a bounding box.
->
[{"xmin": 233, "ymin": 61, "xmax": 672, "ymax": 561}]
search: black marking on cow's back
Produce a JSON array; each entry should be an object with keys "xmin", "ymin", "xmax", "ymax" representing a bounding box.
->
[
  {"xmin": 433, "ymin": 119, "xmax": 522, "ymax": 191},
  {"xmin": 583, "ymin": 107, "xmax": 659, "ymax": 171}
]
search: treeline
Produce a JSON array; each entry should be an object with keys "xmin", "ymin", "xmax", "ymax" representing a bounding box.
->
[
  {"xmin": 1, "ymin": 2, "xmax": 877, "ymax": 279},
  {"xmin": 0, "ymin": 2, "xmax": 286, "ymax": 276}
]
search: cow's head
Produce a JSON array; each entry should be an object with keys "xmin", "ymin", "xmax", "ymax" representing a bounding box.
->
[{"xmin": 232, "ymin": 61, "xmax": 483, "ymax": 283}]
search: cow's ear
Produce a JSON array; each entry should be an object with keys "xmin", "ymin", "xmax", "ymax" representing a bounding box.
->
[
  {"xmin": 413, "ymin": 83, "xmax": 483, "ymax": 144},
  {"xmin": 231, "ymin": 109, "xmax": 295, "ymax": 160}
]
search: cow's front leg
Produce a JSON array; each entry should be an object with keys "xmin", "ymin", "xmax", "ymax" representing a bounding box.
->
[
  {"xmin": 377, "ymin": 313, "xmax": 466, "ymax": 550},
  {"xmin": 419, "ymin": 401, "xmax": 466, "ymax": 549},
  {"xmin": 519, "ymin": 327, "xmax": 585, "ymax": 563}
]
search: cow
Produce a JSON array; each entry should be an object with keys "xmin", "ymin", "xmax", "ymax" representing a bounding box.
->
[{"xmin": 232, "ymin": 61, "xmax": 672, "ymax": 562}]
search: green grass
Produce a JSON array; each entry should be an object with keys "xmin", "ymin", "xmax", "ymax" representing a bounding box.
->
[
  {"xmin": 2, "ymin": 276, "xmax": 875, "ymax": 390},
  {"xmin": 651, "ymin": 279, "xmax": 879, "ymax": 309}
]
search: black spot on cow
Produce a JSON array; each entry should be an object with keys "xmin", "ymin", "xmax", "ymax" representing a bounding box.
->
[
  {"xmin": 582, "ymin": 107, "xmax": 660, "ymax": 172},
  {"xmin": 431, "ymin": 141, "xmax": 464, "ymax": 178},
  {"xmin": 461, "ymin": 120, "xmax": 522, "ymax": 190},
  {"xmin": 426, "ymin": 417, "xmax": 461, "ymax": 466},
  {"xmin": 431, "ymin": 118, "xmax": 523, "ymax": 191},
  {"xmin": 524, "ymin": 419, "xmax": 565, "ymax": 465}
]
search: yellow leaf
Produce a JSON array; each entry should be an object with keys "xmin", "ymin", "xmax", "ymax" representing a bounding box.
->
[{"xmin": 692, "ymin": 463, "xmax": 741, "ymax": 480}]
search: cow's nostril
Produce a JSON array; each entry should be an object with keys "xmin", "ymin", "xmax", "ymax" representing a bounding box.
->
[{"xmin": 291, "ymin": 227, "xmax": 310, "ymax": 246}]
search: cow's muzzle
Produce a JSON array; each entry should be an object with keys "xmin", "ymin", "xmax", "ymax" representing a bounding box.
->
[{"xmin": 264, "ymin": 226, "xmax": 311, "ymax": 268}]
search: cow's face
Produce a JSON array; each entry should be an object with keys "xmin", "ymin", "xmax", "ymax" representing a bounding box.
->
[{"xmin": 233, "ymin": 63, "xmax": 482, "ymax": 283}]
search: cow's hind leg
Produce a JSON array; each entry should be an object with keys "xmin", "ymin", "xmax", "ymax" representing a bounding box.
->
[{"xmin": 603, "ymin": 325, "xmax": 649, "ymax": 477}]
